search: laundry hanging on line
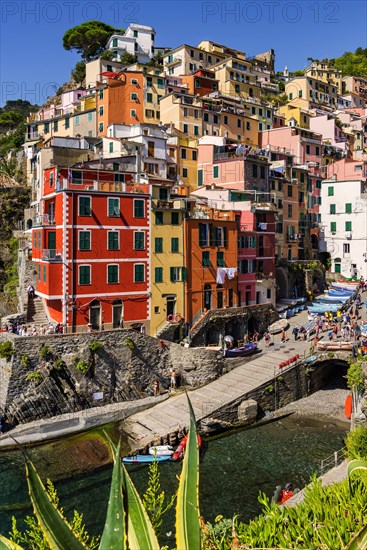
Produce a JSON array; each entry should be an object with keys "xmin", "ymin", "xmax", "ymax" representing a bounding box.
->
[{"xmin": 216, "ymin": 267, "xmax": 238, "ymax": 284}]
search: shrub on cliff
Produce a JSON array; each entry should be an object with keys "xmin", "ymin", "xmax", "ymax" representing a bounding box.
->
[
  {"xmin": 345, "ymin": 425, "xmax": 367, "ymax": 460},
  {"xmin": 0, "ymin": 340, "xmax": 13, "ymax": 361}
]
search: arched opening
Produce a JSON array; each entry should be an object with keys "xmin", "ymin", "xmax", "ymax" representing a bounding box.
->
[
  {"xmin": 205, "ymin": 323, "xmax": 220, "ymax": 345},
  {"xmin": 224, "ymin": 319, "xmax": 243, "ymax": 343},
  {"xmin": 247, "ymin": 317, "xmax": 258, "ymax": 339},
  {"xmin": 203, "ymin": 284, "xmax": 212, "ymax": 311},
  {"xmin": 334, "ymin": 257, "xmax": 341, "ymax": 274},
  {"xmin": 311, "ymin": 234, "xmax": 318, "ymax": 250},
  {"xmin": 26, "ymin": 219, "xmax": 33, "ymax": 230},
  {"xmin": 112, "ymin": 299, "xmax": 123, "ymax": 328},
  {"xmin": 89, "ymin": 299, "xmax": 101, "ymax": 330},
  {"xmin": 216, "ymin": 284, "xmax": 224, "ymax": 309}
]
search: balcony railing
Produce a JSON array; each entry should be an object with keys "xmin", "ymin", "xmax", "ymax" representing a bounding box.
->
[
  {"xmin": 42, "ymin": 249, "xmax": 63, "ymax": 262},
  {"xmin": 256, "ymin": 272, "xmax": 273, "ymax": 281},
  {"xmin": 153, "ymin": 199, "xmax": 174, "ymax": 209},
  {"xmin": 35, "ymin": 214, "xmax": 55, "ymax": 226},
  {"xmin": 165, "ymin": 56, "xmax": 182, "ymax": 66}
]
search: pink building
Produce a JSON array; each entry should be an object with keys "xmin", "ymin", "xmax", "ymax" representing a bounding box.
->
[
  {"xmin": 326, "ymin": 158, "xmax": 367, "ymax": 180},
  {"xmin": 309, "ymin": 114, "xmax": 348, "ymax": 151}
]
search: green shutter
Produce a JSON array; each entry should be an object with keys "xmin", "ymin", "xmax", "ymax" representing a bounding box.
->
[
  {"xmin": 79, "ymin": 231, "xmax": 90, "ymax": 250},
  {"xmin": 155, "ymin": 238, "xmax": 163, "ymax": 253},
  {"xmin": 43, "ymin": 265, "xmax": 47, "ymax": 283},
  {"xmin": 134, "ymin": 199, "xmax": 145, "ymax": 218},
  {"xmin": 345, "ymin": 203, "xmax": 352, "ymax": 213},
  {"xmin": 213, "ymin": 165, "xmax": 219, "ymax": 178},
  {"xmin": 155, "ymin": 267, "xmax": 163, "ymax": 283},
  {"xmin": 181, "ymin": 267, "xmax": 186, "ymax": 282},
  {"xmin": 135, "ymin": 264, "xmax": 145, "ymax": 282},
  {"xmin": 155, "ymin": 211, "xmax": 163, "ymax": 225},
  {"xmin": 170, "ymin": 267, "xmax": 175, "ymax": 281},
  {"xmin": 108, "ymin": 198, "xmax": 119, "ymax": 216},
  {"xmin": 108, "ymin": 265, "xmax": 118, "ymax": 283},
  {"xmin": 79, "ymin": 197, "xmax": 91, "ymax": 216},
  {"xmin": 134, "ymin": 232, "xmax": 145, "ymax": 250},
  {"xmin": 79, "ymin": 266, "xmax": 90, "ymax": 285},
  {"xmin": 198, "ymin": 169, "xmax": 203, "ymax": 186},
  {"xmin": 330, "ymin": 204, "xmax": 336, "ymax": 214},
  {"xmin": 171, "ymin": 238, "xmax": 179, "ymax": 253},
  {"xmin": 202, "ymin": 251, "xmax": 210, "ymax": 267},
  {"xmin": 345, "ymin": 221, "xmax": 352, "ymax": 231},
  {"xmin": 108, "ymin": 231, "xmax": 119, "ymax": 250},
  {"xmin": 328, "ymin": 186, "xmax": 334, "ymax": 196},
  {"xmin": 330, "ymin": 222, "xmax": 336, "ymax": 232},
  {"xmin": 217, "ymin": 252, "xmax": 225, "ymax": 267}
]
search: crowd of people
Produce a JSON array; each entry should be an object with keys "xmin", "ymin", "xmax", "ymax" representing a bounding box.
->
[{"xmin": 1, "ymin": 321, "xmax": 63, "ymax": 337}]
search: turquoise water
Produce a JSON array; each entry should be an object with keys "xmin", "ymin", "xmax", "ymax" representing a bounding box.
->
[{"xmin": 0, "ymin": 414, "xmax": 347, "ymax": 541}]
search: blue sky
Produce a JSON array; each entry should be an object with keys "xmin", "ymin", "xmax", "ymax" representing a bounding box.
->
[{"xmin": 1, "ymin": 0, "xmax": 366, "ymax": 107}]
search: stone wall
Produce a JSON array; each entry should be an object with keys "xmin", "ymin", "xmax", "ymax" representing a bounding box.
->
[
  {"xmin": 0, "ymin": 329, "xmax": 224, "ymax": 426},
  {"xmin": 190, "ymin": 303, "xmax": 279, "ymax": 347}
]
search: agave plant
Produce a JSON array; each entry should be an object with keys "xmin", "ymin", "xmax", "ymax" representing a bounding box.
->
[{"xmin": 1, "ymin": 395, "xmax": 201, "ymax": 550}]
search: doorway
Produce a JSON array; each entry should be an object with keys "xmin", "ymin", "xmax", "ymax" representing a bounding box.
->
[
  {"xmin": 216, "ymin": 284, "xmax": 224, "ymax": 308},
  {"xmin": 47, "ymin": 231, "xmax": 56, "ymax": 258},
  {"xmin": 166, "ymin": 297, "xmax": 176, "ymax": 317},
  {"xmin": 112, "ymin": 299, "xmax": 123, "ymax": 328},
  {"xmin": 89, "ymin": 300, "xmax": 101, "ymax": 330},
  {"xmin": 203, "ymin": 284, "xmax": 212, "ymax": 311}
]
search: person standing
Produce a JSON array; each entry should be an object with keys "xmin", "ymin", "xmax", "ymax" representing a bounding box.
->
[
  {"xmin": 281, "ymin": 328, "xmax": 286, "ymax": 343},
  {"xmin": 153, "ymin": 379, "xmax": 159, "ymax": 397},
  {"xmin": 170, "ymin": 369, "xmax": 177, "ymax": 389},
  {"xmin": 292, "ymin": 326, "xmax": 299, "ymax": 341},
  {"xmin": 264, "ymin": 331, "xmax": 271, "ymax": 348}
]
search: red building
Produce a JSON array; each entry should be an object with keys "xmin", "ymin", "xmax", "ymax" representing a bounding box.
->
[{"xmin": 32, "ymin": 166, "xmax": 151, "ymax": 332}]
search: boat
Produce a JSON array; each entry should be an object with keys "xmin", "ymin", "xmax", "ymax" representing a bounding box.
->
[
  {"xmin": 337, "ymin": 279, "xmax": 359, "ymax": 285},
  {"xmin": 300, "ymin": 318, "xmax": 317, "ymax": 335},
  {"xmin": 278, "ymin": 299, "xmax": 297, "ymax": 307},
  {"xmin": 331, "ymin": 282, "xmax": 358, "ymax": 291},
  {"xmin": 317, "ymin": 341, "xmax": 354, "ymax": 351},
  {"xmin": 276, "ymin": 304, "xmax": 288, "ymax": 319},
  {"xmin": 304, "ymin": 354, "xmax": 318, "ymax": 364},
  {"xmin": 315, "ymin": 295, "xmax": 349, "ymax": 304},
  {"xmin": 307, "ymin": 303, "xmax": 342, "ymax": 314},
  {"xmin": 122, "ymin": 455, "xmax": 172, "ymax": 464},
  {"xmin": 344, "ymin": 394, "xmax": 352, "ymax": 419},
  {"xmin": 171, "ymin": 434, "xmax": 202, "ymax": 461},
  {"xmin": 224, "ymin": 342, "xmax": 258, "ymax": 357},
  {"xmin": 268, "ymin": 319, "xmax": 289, "ymax": 335},
  {"xmin": 148, "ymin": 445, "xmax": 174, "ymax": 456},
  {"xmin": 329, "ymin": 288, "xmax": 355, "ymax": 296}
]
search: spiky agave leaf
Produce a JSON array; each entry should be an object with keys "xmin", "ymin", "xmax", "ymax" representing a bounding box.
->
[
  {"xmin": 176, "ymin": 394, "xmax": 201, "ymax": 550},
  {"xmin": 347, "ymin": 459, "xmax": 367, "ymax": 494},
  {"xmin": 345, "ymin": 523, "xmax": 367, "ymax": 549},
  {"xmin": 0, "ymin": 535, "xmax": 24, "ymax": 549},
  {"xmin": 99, "ymin": 439, "xmax": 127, "ymax": 549},
  {"xmin": 121, "ymin": 462, "xmax": 160, "ymax": 550},
  {"xmin": 26, "ymin": 460, "xmax": 87, "ymax": 550}
]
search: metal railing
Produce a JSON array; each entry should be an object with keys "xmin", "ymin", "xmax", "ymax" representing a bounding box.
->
[
  {"xmin": 42, "ymin": 249, "xmax": 63, "ymax": 262},
  {"xmin": 320, "ymin": 447, "xmax": 346, "ymax": 476}
]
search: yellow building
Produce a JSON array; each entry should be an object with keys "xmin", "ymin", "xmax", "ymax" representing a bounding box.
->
[
  {"xmin": 150, "ymin": 183, "xmax": 187, "ymax": 337},
  {"xmin": 305, "ymin": 61, "xmax": 343, "ymax": 91},
  {"xmin": 213, "ymin": 58, "xmax": 262, "ymax": 100},
  {"xmin": 278, "ymin": 104, "xmax": 312, "ymax": 128},
  {"xmin": 166, "ymin": 133, "xmax": 198, "ymax": 189},
  {"xmin": 160, "ymin": 92, "xmax": 203, "ymax": 138},
  {"xmin": 285, "ymin": 76, "xmax": 338, "ymax": 110}
]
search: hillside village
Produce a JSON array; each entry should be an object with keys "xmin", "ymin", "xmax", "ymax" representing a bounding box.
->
[{"xmin": 2, "ymin": 23, "xmax": 367, "ymax": 339}]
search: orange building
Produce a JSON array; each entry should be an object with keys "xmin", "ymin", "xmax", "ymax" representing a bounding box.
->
[
  {"xmin": 96, "ymin": 71, "xmax": 145, "ymax": 136},
  {"xmin": 181, "ymin": 69, "xmax": 219, "ymax": 97},
  {"xmin": 184, "ymin": 206, "xmax": 238, "ymax": 323}
]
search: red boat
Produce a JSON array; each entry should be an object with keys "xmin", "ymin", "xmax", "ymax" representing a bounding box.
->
[{"xmin": 171, "ymin": 434, "xmax": 202, "ymax": 461}]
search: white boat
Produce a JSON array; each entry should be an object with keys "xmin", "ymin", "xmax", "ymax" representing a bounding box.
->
[
  {"xmin": 278, "ymin": 299, "xmax": 297, "ymax": 307},
  {"xmin": 148, "ymin": 445, "xmax": 174, "ymax": 456},
  {"xmin": 269, "ymin": 319, "xmax": 289, "ymax": 335}
]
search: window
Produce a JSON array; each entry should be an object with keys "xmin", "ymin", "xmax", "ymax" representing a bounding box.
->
[
  {"xmin": 157, "ymin": 78, "xmax": 164, "ymax": 89},
  {"xmin": 298, "ymin": 90, "xmax": 302, "ymax": 98},
  {"xmin": 155, "ymin": 211, "xmax": 163, "ymax": 225},
  {"xmin": 65, "ymin": 118, "xmax": 70, "ymax": 129},
  {"xmin": 134, "ymin": 232, "xmax": 145, "ymax": 250},
  {"xmin": 108, "ymin": 231, "xmax": 119, "ymax": 250},
  {"xmin": 147, "ymin": 76, "xmax": 152, "ymax": 87},
  {"xmin": 134, "ymin": 199, "xmax": 145, "ymax": 218},
  {"xmin": 99, "ymin": 89, "xmax": 104, "ymax": 99},
  {"xmin": 75, "ymin": 116, "xmax": 80, "ymax": 126},
  {"xmin": 147, "ymin": 92, "xmax": 153, "ymax": 103},
  {"xmin": 181, "ymin": 148, "xmax": 187, "ymax": 159},
  {"xmin": 330, "ymin": 204, "xmax": 336, "ymax": 214},
  {"xmin": 88, "ymin": 112, "xmax": 93, "ymax": 122},
  {"xmin": 315, "ymin": 146, "xmax": 320, "ymax": 156},
  {"xmin": 289, "ymin": 92, "xmax": 293, "ymax": 100},
  {"xmin": 99, "ymin": 106, "xmax": 104, "ymax": 116},
  {"xmin": 155, "ymin": 238, "xmax": 163, "ymax": 253},
  {"xmin": 316, "ymin": 179, "xmax": 321, "ymax": 189},
  {"xmin": 224, "ymin": 115, "xmax": 228, "ymax": 124},
  {"xmin": 171, "ymin": 212, "xmax": 179, "ymax": 225},
  {"xmin": 182, "ymin": 168, "xmax": 188, "ymax": 178},
  {"xmin": 252, "ymin": 164, "xmax": 258, "ymax": 178},
  {"xmin": 199, "ymin": 223, "xmax": 209, "ymax": 246},
  {"xmin": 330, "ymin": 221, "xmax": 336, "ymax": 232},
  {"xmin": 217, "ymin": 251, "xmax": 225, "ymax": 267},
  {"xmin": 328, "ymin": 186, "xmax": 334, "ymax": 196},
  {"xmin": 43, "ymin": 265, "xmax": 47, "ymax": 283},
  {"xmin": 246, "ymin": 122, "xmax": 251, "ymax": 131},
  {"xmin": 235, "ymin": 84, "xmax": 240, "ymax": 93},
  {"xmin": 171, "ymin": 237, "xmax": 179, "ymax": 253},
  {"xmin": 99, "ymin": 122, "xmax": 104, "ymax": 133},
  {"xmin": 213, "ymin": 165, "xmax": 219, "ymax": 178},
  {"xmin": 261, "ymin": 166, "xmax": 266, "ymax": 180},
  {"xmin": 130, "ymin": 109, "xmax": 137, "ymax": 118},
  {"xmin": 237, "ymin": 118, "xmax": 241, "ymax": 128},
  {"xmin": 79, "ymin": 196, "xmax": 91, "ymax": 216},
  {"xmin": 133, "ymin": 30, "xmax": 138, "ymax": 37},
  {"xmin": 345, "ymin": 203, "xmax": 352, "ymax": 213},
  {"xmin": 198, "ymin": 169, "xmax": 203, "ymax": 186},
  {"xmin": 107, "ymin": 265, "xmax": 119, "ymax": 283},
  {"xmin": 203, "ymin": 113, "xmax": 209, "ymax": 122},
  {"xmin": 44, "ymin": 122, "xmax": 50, "ymax": 133},
  {"xmin": 112, "ymin": 38, "xmax": 118, "ymax": 47},
  {"xmin": 267, "ymin": 288, "xmax": 271, "ymax": 299},
  {"xmin": 54, "ymin": 120, "xmax": 58, "ymax": 131},
  {"xmin": 287, "ymin": 185, "xmax": 292, "ymax": 197},
  {"xmin": 79, "ymin": 231, "xmax": 91, "ymax": 250},
  {"xmin": 213, "ymin": 115, "xmax": 218, "ymax": 124},
  {"xmin": 306, "ymin": 144, "xmax": 310, "ymax": 154},
  {"xmin": 108, "ymin": 198, "xmax": 120, "ymax": 217},
  {"xmin": 170, "ymin": 267, "xmax": 182, "ymax": 282},
  {"xmin": 194, "ymin": 125, "xmax": 199, "ymax": 136},
  {"xmin": 109, "ymin": 142, "xmax": 113, "ymax": 153},
  {"xmin": 343, "ymin": 243, "xmax": 350, "ymax": 254},
  {"xmin": 345, "ymin": 221, "xmax": 352, "ymax": 231},
  {"xmin": 79, "ymin": 265, "xmax": 91, "ymax": 285},
  {"xmin": 134, "ymin": 264, "xmax": 145, "ymax": 282},
  {"xmin": 155, "ymin": 267, "xmax": 163, "ymax": 283},
  {"xmin": 192, "ymin": 150, "xmax": 197, "ymax": 160},
  {"xmin": 183, "ymin": 124, "xmax": 188, "ymax": 134},
  {"xmin": 288, "ymin": 204, "xmax": 293, "ymax": 218},
  {"xmin": 202, "ymin": 251, "xmax": 210, "ymax": 267}
]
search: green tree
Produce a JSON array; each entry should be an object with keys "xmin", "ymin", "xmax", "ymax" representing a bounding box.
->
[
  {"xmin": 332, "ymin": 48, "xmax": 367, "ymax": 77},
  {"xmin": 71, "ymin": 61, "xmax": 86, "ymax": 85},
  {"xmin": 62, "ymin": 21, "xmax": 124, "ymax": 61},
  {"xmin": 100, "ymin": 50, "xmax": 116, "ymax": 61},
  {"xmin": 120, "ymin": 52, "xmax": 137, "ymax": 65}
]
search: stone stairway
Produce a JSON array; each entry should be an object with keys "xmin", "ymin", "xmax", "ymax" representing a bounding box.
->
[{"xmin": 27, "ymin": 296, "xmax": 49, "ymax": 326}]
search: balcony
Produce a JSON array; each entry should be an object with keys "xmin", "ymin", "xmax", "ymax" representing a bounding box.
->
[
  {"xmin": 42, "ymin": 249, "xmax": 63, "ymax": 262},
  {"xmin": 301, "ymin": 136, "xmax": 322, "ymax": 145},
  {"xmin": 26, "ymin": 132, "xmax": 41, "ymax": 142},
  {"xmin": 153, "ymin": 199, "xmax": 174, "ymax": 209},
  {"xmin": 165, "ymin": 56, "xmax": 182, "ymax": 67},
  {"xmin": 34, "ymin": 214, "xmax": 55, "ymax": 226}
]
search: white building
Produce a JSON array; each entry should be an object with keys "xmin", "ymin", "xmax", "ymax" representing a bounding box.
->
[
  {"xmin": 106, "ymin": 24, "xmax": 156, "ymax": 64},
  {"xmin": 319, "ymin": 176, "xmax": 367, "ymax": 278}
]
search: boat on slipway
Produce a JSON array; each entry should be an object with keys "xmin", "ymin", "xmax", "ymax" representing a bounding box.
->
[
  {"xmin": 268, "ymin": 319, "xmax": 289, "ymax": 335},
  {"xmin": 224, "ymin": 342, "xmax": 258, "ymax": 358},
  {"xmin": 122, "ymin": 455, "xmax": 172, "ymax": 464}
]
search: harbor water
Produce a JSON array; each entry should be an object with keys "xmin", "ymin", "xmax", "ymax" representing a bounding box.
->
[{"xmin": 0, "ymin": 414, "xmax": 347, "ymax": 540}]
